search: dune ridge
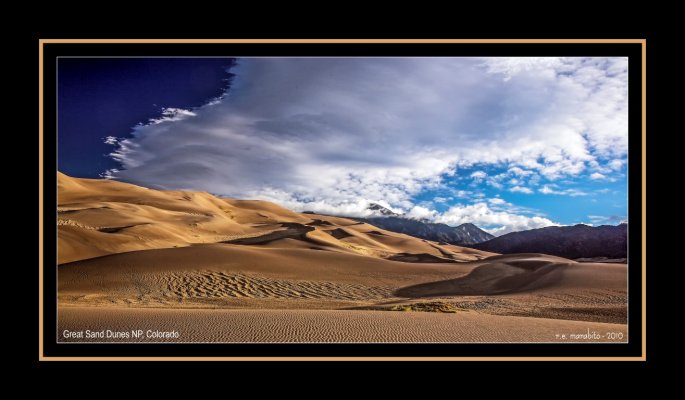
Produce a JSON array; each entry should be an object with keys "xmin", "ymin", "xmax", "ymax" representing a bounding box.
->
[{"xmin": 58, "ymin": 172, "xmax": 493, "ymax": 264}]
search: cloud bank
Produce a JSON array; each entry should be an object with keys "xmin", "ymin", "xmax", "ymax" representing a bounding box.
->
[
  {"xmin": 435, "ymin": 202, "xmax": 555, "ymax": 235},
  {"xmin": 106, "ymin": 57, "xmax": 628, "ymax": 233}
]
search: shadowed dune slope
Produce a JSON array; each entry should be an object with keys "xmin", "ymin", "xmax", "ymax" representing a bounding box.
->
[{"xmin": 396, "ymin": 254, "xmax": 626, "ymax": 297}]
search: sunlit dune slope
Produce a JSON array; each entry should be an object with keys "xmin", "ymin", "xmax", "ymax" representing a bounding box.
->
[{"xmin": 58, "ymin": 172, "xmax": 494, "ymax": 264}]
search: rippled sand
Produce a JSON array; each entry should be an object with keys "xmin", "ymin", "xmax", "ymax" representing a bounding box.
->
[{"xmin": 59, "ymin": 307, "xmax": 627, "ymax": 343}]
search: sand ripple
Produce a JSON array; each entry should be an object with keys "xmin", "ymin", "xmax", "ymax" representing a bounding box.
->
[
  {"xmin": 58, "ymin": 308, "xmax": 628, "ymax": 343},
  {"xmin": 163, "ymin": 271, "xmax": 392, "ymax": 300}
]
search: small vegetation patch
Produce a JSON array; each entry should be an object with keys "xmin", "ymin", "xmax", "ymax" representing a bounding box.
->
[{"xmin": 387, "ymin": 302, "xmax": 461, "ymax": 313}]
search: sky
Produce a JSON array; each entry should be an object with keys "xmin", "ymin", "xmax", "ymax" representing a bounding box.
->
[
  {"xmin": 58, "ymin": 57, "xmax": 628, "ymax": 235},
  {"xmin": 58, "ymin": 58, "xmax": 235, "ymax": 177}
]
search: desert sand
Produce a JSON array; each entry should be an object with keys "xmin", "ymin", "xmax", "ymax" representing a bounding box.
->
[
  {"xmin": 57, "ymin": 173, "xmax": 628, "ymax": 343},
  {"xmin": 59, "ymin": 308, "xmax": 626, "ymax": 343}
]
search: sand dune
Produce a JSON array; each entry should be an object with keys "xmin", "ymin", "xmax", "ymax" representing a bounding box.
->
[
  {"xmin": 57, "ymin": 173, "xmax": 627, "ymax": 342},
  {"xmin": 395, "ymin": 254, "xmax": 626, "ymax": 296},
  {"xmin": 60, "ymin": 246, "xmax": 624, "ymax": 310},
  {"xmin": 59, "ymin": 243, "xmax": 478, "ymax": 308},
  {"xmin": 58, "ymin": 172, "xmax": 493, "ymax": 264},
  {"xmin": 58, "ymin": 242, "xmax": 627, "ymax": 328}
]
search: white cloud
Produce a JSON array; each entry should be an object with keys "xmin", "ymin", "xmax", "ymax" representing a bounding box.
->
[
  {"xmin": 608, "ymin": 159, "xmax": 625, "ymax": 170},
  {"xmin": 434, "ymin": 196, "xmax": 449, "ymax": 203},
  {"xmin": 100, "ymin": 168, "xmax": 119, "ymax": 179},
  {"xmin": 508, "ymin": 166, "xmax": 534, "ymax": 177},
  {"xmin": 590, "ymin": 172, "xmax": 606, "ymax": 180},
  {"xmin": 563, "ymin": 189, "xmax": 588, "ymax": 197},
  {"xmin": 539, "ymin": 185, "xmax": 555, "ymax": 194},
  {"xmin": 482, "ymin": 57, "xmax": 564, "ymax": 80},
  {"xmin": 488, "ymin": 198, "xmax": 507, "ymax": 205},
  {"xmin": 528, "ymin": 174, "xmax": 542, "ymax": 186},
  {"xmin": 148, "ymin": 107, "xmax": 196, "ymax": 124},
  {"xmin": 588, "ymin": 215, "xmax": 627, "ymax": 225},
  {"xmin": 539, "ymin": 185, "xmax": 588, "ymax": 197},
  {"xmin": 435, "ymin": 202, "xmax": 557, "ymax": 235},
  {"xmin": 105, "ymin": 58, "xmax": 627, "ymax": 234},
  {"xmin": 452, "ymin": 190, "xmax": 472, "ymax": 198},
  {"xmin": 587, "ymin": 215, "xmax": 604, "ymax": 223},
  {"xmin": 405, "ymin": 206, "xmax": 437, "ymax": 220},
  {"xmin": 484, "ymin": 173, "xmax": 507, "ymax": 189},
  {"xmin": 510, "ymin": 186, "xmax": 533, "ymax": 194},
  {"xmin": 470, "ymin": 171, "xmax": 487, "ymax": 179},
  {"xmin": 103, "ymin": 136, "xmax": 118, "ymax": 145}
]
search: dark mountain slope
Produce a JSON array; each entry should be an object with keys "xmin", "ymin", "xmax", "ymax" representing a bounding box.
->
[
  {"xmin": 473, "ymin": 224, "xmax": 627, "ymax": 259},
  {"xmin": 357, "ymin": 217, "xmax": 494, "ymax": 246}
]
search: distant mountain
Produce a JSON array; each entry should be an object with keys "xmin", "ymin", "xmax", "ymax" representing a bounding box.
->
[
  {"xmin": 303, "ymin": 202, "xmax": 494, "ymax": 245},
  {"xmin": 453, "ymin": 223, "xmax": 496, "ymax": 244},
  {"xmin": 357, "ymin": 216, "xmax": 494, "ymax": 245},
  {"xmin": 472, "ymin": 223, "xmax": 627, "ymax": 259},
  {"xmin": 366, "ymin": 202, "xmax": 400, "ymax": 216}
]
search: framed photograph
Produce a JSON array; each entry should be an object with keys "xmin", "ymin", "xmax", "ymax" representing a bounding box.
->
[{"xmin": 39, "ymin": 39, "xmax": 646, "ymax": 361}]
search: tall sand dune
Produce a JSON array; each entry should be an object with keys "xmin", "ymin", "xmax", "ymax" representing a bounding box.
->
[{"xmin": 58, "ymin": 172, "xmax": 493, "ymax": 264}]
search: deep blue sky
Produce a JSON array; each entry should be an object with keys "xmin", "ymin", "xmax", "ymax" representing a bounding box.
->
[
  {"xmin": 58, "ymin": 58, "xmax": 234, "ymax": 178},
  {"xmin": 57, "ymin": 57, "xmax": 627, "ymax": 234}
]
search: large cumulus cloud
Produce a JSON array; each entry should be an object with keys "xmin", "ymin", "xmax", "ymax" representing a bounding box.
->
[{"xmin": 105, "ymin": 57, "xmax": 627, "ymax": 232}]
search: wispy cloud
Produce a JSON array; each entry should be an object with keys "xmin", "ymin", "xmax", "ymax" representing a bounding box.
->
[
  {"xmin": 488, "ymin": 198, "xmax": 507, "ymax": 205},
  {"xmin": 147, "ymin": 107, "xmax": 196, "ymax": 124},
  {"xmin": 100, "ymin": 168, "xmax": 119, "ymax": 179},
  {"xmin": 452, "ymin": 190, "xmax": 472, "ymax": 198},
  {"xmin": 508, "ymin": 166, "xmax": 534, "ymax": 177},
  {"xmin": 510, "ymin": 186, "xmax": 533, "ymax": 194},
  {"xmin": 539, "ymin": 185, "xmax": 588, "ymax": 197},
  {"xmin": 588, "ymin": 215, "xmax": 627, "ymax": 225}
]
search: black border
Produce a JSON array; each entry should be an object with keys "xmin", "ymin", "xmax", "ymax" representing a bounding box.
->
[{"xmin": 42, "ymin": 41, "xmax": 644, "ymax": 359}]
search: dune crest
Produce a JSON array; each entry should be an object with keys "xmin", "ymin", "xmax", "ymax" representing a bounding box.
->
[{"xmin": 58, "ymin": 172, "xmax": 493, "ymax": 264}]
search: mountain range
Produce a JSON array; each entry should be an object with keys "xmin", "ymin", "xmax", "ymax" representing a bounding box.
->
[
  {"xmin": 473, "ymin": 223, "xmax": 628, "ymax": 260},
  {"xmin": 341, "ymin": 203, "xmax": 494, "ymax": 246},
  {"xmin": 357, "ymin": 217, "xmax": 495, "ymax": 246},
  {"xmin": 349, "ymin": 203, "xmax": 627, "ymax": 259}
]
